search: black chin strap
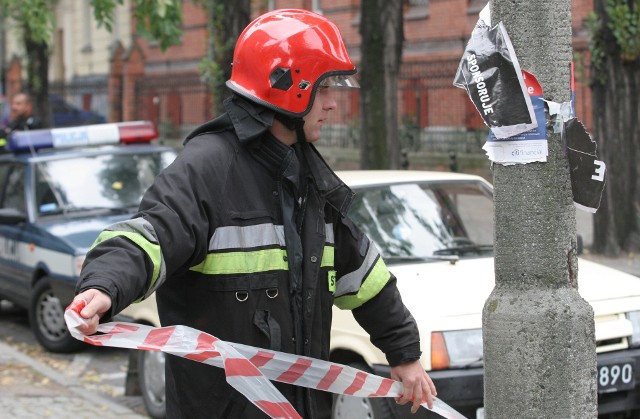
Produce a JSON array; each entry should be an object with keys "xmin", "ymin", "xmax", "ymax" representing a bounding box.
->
[
  {"xmin": 274, "ymin": 113, "xmax": 307, "ymax": 145},
  {"xmin": 293, "ymin": 118, "xmax": 307, "ymax": 144},
  {"xmin": 291, "ymin": 118, "xmax": 312, "ymax": 216},
  {"xmin": 274, "ymin": 112, "xmax": 296, "ymax": 131}
]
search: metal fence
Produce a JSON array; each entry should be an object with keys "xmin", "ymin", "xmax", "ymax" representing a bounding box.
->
[
  {"xmin": 319, "ymin": 58, "xmax": 487, "ymax": 155},
  {"xmin": 319, "ymin": 123, "xmax": 487, "ymax": 155},
  {"xmin": 134, "ymin": 72, "xmax": 213, "ymax": 141},
  {"xmin": 49, "ymin": 76, "xmax": 109, "ymax": 121},
  {"xmin": 106, "ymin": 57, "xmax": 487, "ymax": 155}
]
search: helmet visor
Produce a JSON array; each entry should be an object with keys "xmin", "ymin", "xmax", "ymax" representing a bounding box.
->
[{"xmin": 319, "ymin": 74, "xmax": 360, "ymax": 88}]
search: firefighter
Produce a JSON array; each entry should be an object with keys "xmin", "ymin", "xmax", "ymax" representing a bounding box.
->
[{"xmin": 71, "ymin": 9, "xmax": 436, "ymax": 418}]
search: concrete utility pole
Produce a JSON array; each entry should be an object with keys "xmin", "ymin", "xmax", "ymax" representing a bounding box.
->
[{"xmin": 483, "ymin": 1, "xmax": 597, "ymax": 418}]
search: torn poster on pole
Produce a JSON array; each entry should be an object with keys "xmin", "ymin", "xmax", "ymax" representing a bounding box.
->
[
  {"xmin": 565, "ymin": 118, "xmax": 606, "ymax": 213},
  {"xmin": 453, "ymin": 4, "xmax": 537, "ymax": 139},
  {"xmin": 482, "ymin": 70, "xmax": 548, "ymax": 164}
]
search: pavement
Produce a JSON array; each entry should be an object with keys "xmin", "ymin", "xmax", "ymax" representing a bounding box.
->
[
  {"xmin": 0, "ymin": 340, "xmax": 146, "ymax": 418},
  {"xmin": 0, "ymin": 303, "xmax": 148, "ymax": 419},
  {"xmin": 576, "ymin": 210, "xmax": 640, "ymax": 278}
]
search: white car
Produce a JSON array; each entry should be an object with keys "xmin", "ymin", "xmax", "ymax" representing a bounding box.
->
[{"xmin": 122, "ymin": 170, "xmax": 640, "ymax": 419}]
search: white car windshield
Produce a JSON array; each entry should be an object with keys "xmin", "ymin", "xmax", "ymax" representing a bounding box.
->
[
  {"xmin": 348, "ymin": 180, "xmax": 494, "ymax": 260},
  {"xmin": 34, "ymin": 150, "xmax": 176, "ymax": 217}
]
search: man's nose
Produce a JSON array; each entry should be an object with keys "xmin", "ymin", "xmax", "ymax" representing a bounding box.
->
[{"xmin": 325, "ymin": 96, "xmax": 337, "ymax": 111}]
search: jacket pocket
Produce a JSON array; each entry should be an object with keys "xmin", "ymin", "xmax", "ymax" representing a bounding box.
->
[
  {"xmin": 203, "ymin": 272, "xmax": 292, "ymax": 352},
  {"xmin": 229, "ymin": 208, "xmax": 274, "ymax": 226},
  {"xmin": 253, "ymin": 309, "xmax": 281, "ymax": 351},
  {"xmin": 208, "ymin": 272, "xmax": 279, "ymax": 293}
]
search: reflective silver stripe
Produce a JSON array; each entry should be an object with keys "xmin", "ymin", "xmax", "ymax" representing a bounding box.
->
[
  {"xmin": 209, "ymin": 223, "xmax": 333, "ymax": 251},
  {"xmin": 334, "ymin": 239, "xmax": 379, "ymax": 297},
  {"xmin": 104, "ymin": 217, "xmax": 167, "ymax": 298},
  {"xmin": 325, "ymin": 223, "xmax": 334, "ymax": 244},
  {"xmin": 209, "ymin": 223, "xmax": 286, "ymax": 251}
]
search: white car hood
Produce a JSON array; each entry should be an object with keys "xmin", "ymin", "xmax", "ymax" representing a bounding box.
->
[
  {"xmin": 390, "ymin": 256, "xmax": 640, "ymax": 331},
  {"xmin": 390, "ymin": 258, "xmax": 493, "ymax": 329},
  {"xmin": 576, "ymin": 258, "xmax": 640, "ymax": 302}
]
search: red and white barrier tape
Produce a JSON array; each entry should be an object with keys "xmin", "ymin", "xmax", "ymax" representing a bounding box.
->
[{"xmin": 64, "ymin": 300, "xmax": 466, "ymax": 419}]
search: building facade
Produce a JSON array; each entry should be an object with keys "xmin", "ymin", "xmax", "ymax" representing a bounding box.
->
[
  {"xmin": 3, "ymin": 0, "xmax": 132, "ymax": 119},
  {"xmin": 2, "ymin": 0, "xmax": 594, "ymax": 150}
]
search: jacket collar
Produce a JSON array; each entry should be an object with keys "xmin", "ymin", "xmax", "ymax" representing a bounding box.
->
[
  {"xmin": 250, "ymin": 132, "xmax": 299, "ymax": 191},
  {"xmin": 185, "ymin": 95, "xmax": 275, "ymax": 145},
  {"xmin": 184, "ymin": 96, "xmax": 354, "ymax": 216},
  {"xmin": 303, "ymin": 143, "xmax": 355, "ymax": 216}
]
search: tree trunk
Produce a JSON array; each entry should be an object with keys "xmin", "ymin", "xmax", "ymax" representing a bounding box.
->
[
  {"xmin": 207, "ymin": 0, "xmax": 250, "ymax": 114},
  {"xmin": 359, "ymin": 0, "xmax": 403, "ymax": 169},
  {"xmin": 483, "ymin": 1, "xmax": 597, "ymax": 418},
  {"xmin": 24, "ymin": 31, "xmax": 50, "ymax": 128},
  {"xmin": 592, "ymin": 0, "xmax": 640, "ymax": 255}
]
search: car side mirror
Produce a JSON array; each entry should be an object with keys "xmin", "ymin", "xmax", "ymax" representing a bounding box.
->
[{"xmin": 0, "ymin": 208, "xmax": 27, "ymax": 224}]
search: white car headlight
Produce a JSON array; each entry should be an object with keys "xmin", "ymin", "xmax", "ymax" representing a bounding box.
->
[
  {"xmin": 431, "ymin": 329, "xmax": 483, "ymax": 370},
  {"xmin": 626, "ymin": 311, "xmax": 640, "ymax": 347}
]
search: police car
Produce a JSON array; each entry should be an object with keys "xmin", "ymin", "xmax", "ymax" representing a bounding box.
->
[{"xmin": 0, "ymin": 121, "xmax": 177, "ymax": 353}]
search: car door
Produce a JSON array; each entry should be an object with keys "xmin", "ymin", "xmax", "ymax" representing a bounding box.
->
[{"xmin": 0, "ymin": 161, "xmax": 30, "ymax": 305}]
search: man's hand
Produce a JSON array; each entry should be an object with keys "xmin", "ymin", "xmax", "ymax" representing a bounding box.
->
[
  {"xmin": 70, "ymin": 289, "xmax": 112, "ymax": 335},
  {"xmin": 391, "ymin": 359, "xmax": 437, "ymax": 413}
]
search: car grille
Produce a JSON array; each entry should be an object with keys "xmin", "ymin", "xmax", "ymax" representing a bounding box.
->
[{"xmin": 595, "ymin": 313, "xmax": 632, "ymax": 353}]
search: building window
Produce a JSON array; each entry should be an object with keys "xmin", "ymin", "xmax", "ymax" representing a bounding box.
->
[{"xmin": 407, "ymin": 0, "xmax": 429, "ymax": 20}]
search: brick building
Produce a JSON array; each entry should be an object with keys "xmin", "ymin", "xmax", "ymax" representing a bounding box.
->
[
  {"xmin": 2, "ymin": 0, "xmax": 132, "ymax": 121},
  {"xmin": 2, "ymin": 0, "xmax": 594, "ymax": 146},
  {"xmin": 130, "ymin": 0, "xmax": 594, "ymax": 142}
]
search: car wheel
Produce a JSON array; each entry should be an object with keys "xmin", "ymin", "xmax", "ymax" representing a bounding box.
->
[
  {"xmin": 332, "ymin": 362, "xmax": 394, "ymax": 419},
  {"xmin": 29, "ymin": 277, "xmax": 83, "ymax": 353},
  {"xmin": 138, "ymin": 348, "xmax": 166, "ymax": 419}
]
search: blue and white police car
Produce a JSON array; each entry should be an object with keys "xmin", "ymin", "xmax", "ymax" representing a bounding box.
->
[{"xmin": 0, "ymin": 121, "xmax": 177, "ymax": 352}]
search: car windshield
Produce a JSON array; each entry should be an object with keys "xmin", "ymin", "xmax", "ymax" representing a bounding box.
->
[
  {"xmin": 348, "ymin": 180, "xmax": 494, "ymax": 260},
  {"xmin": 34, "ymin": 150, "xmax": 176, "ymax": 217}
]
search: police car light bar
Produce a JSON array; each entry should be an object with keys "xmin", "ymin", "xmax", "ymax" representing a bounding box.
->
[{"xmin": 8, "ymin": 121, "xmax": 159, "ymax": 152}]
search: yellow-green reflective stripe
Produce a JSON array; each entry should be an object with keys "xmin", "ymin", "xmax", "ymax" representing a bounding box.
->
[
  {"xmin": 334, "ymin": 258, "xmax": 390, "ymax": 310},
  {"xmin": 91, "ymin": 231, "xmax": 161, "ymax": 289},
  {"xmin": 320, "ymin": 245, "xmax": 334, "ymax": 267},
  {"xmin": 190, "ymin": 248, "xmax": 289, "ymax": 275}
]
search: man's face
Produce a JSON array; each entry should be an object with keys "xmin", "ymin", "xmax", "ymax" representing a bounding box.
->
[
  {"xmin": 10, "ymin": 94, "xmax": 32, "ymax": 120},
  {"xmin": 302, "ymin": 87, "xmax": 337, "ymax": 143}
]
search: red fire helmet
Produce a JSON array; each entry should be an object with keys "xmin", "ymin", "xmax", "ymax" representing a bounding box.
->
[{"xmin": 226, "ymin": 9, "xmax": 359, "ymax": 117}]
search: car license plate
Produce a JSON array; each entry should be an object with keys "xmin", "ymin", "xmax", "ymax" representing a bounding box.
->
[{"xmin": 598, "ymin": 360, "xmax": 635, "ymax": 393}]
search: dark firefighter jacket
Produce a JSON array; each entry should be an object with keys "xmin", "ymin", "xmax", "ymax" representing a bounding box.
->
[
  {"xmin": 0, "ymin": 115, "xmax": 43, "ymax": 151},
  {"xmin": 77, "ymin": 96, "xmax": 422, "ymax": 419}
]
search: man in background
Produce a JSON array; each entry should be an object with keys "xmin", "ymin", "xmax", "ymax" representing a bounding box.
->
[
  {"xmin": 0, "ymin": 92, "xmax": 43, "ymax": 151},
  {"xmin": 8, "ymin": 92, "xmax": 42, "ymax": 131}
]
